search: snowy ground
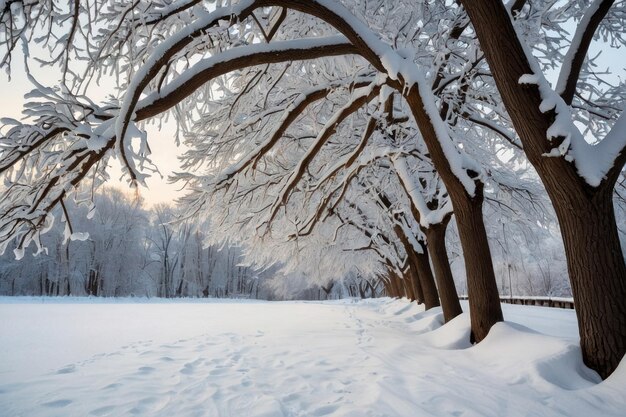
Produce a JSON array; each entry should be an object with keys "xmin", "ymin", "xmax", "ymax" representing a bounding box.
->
[{"xmin": 0, "ymin": 297, "xmax": 624, "ymax": 417}]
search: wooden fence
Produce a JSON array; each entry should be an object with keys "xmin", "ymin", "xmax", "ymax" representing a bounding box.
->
[{"xmin": 458, "ymin": 295, "xmax": 574, "ymax": 309}]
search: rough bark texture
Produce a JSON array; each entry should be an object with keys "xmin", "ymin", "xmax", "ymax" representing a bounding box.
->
[
  {"xmin": 403, "ymin": 271, "xmax": 417, "ymax": 301},
  {"xmin": 552, "ymin": 187, "xmax": 626, "ymax": 378},
  {"xmin": 461, "ymin": 0, "xmax": 626, "ymax": 378},
  {"xmin": 394, "ymin": 224, "xmax": 438, "ymax": 308},
  {"xmin": 410, "ymin": 265, "xmax": 425, "ymax": 304},
  {"xmin": 426, "ymin": 221, "xmax": 463, "ymax": 322},
  {"xmin": 387, "ymin": 268, "xmax": 403, "ymax": 298},
  {"xmin": 404, "ymin": 87, "xmax": 503, "ymax": 340},
  {"xmin": 413, "ymin": 243, "xmax": 441, "ymax": 310},
  {"xmin": 452, "ymin": 187, "xmax": 503, "ymax": 341}
]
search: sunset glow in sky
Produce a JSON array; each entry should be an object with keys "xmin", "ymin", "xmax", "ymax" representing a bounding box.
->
[{"xmin": 0, "ymin": 54, "xmax": 184, "ymax": 207}]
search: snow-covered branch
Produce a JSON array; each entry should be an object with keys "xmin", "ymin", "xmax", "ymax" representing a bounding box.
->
[{"xmin": 555, "ymin": 0, "xmax": 616, "ymax": 105}]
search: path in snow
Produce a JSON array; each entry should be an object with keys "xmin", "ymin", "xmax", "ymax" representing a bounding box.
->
[{"xmin": 0, "ymin": 297, "xmax": 624, "ymax": 417}]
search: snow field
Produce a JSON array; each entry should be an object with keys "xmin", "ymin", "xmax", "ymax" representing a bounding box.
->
[{"xmin": 0, "ymin": 297, "xmax": 624, "ymax": 417}]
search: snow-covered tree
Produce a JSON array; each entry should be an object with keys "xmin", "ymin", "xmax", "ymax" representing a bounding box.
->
[
  {"xmin": 0, "ymin": 0, "xmax": 505, "ymax": 343},
  {"xmin": 460, "ymin": 0, "xmax": 626, "ymax": 379},
  {"xmin": 1, "ymin": 0, "xmax": 624, "ymax": 378}
]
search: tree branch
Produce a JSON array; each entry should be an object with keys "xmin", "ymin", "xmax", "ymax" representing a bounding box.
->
[{"xmin": 556, "ymin": 0, "xmax": 616, "ymax": 105}]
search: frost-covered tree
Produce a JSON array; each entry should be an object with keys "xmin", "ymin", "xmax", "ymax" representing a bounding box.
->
[
  {"xmin": 0, "ymin": 186, "xmax": 269, "ymax": 298},
  {"xmin": 0, "ymin": 0, "xmax": 624, "ymax": 378},
  {"xmin": 460, "ymin": 0, "xmax": 626, "ymax": 379},
  {"xmin": 0, "ymin": 0, "xmax": 505, "ymax": 343}
]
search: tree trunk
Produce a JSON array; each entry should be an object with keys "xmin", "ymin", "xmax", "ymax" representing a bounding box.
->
[
  {"xmin": 386, "ymin": 269, "xmax": 400, "ymax": 298},
  {"xmin": 426, "ymin": 221, "xmax": 463, "ymax": 322},
  {"xmin": 393, "ymin": 224, "xmax": 429, "ymax": 304},
  {"xmin": 322, "ymin": 282, "xmax": 335, "ymax": 298},
  {"xmin": 380, "ymin": 277, "xmax": 392, "ymax": 297},
  {"xmin": 551, "ymin": 186, "xmax": 626, "ymax": 379},
  {"xmin": 452, "ymin": 188, "xmax": 503, "ymax": 342},
  {"xmin": 461, "ymin": 0, "xmax": 626, "ymax": 377},
  {"xmin": 413, "ymin": 243, "xmax": 441, "ymax": 310},
  {"xmin": 87, "ymin": 269, "xmax": 99, "ymax": 296},
  {"xmin": 404, "ymin": 84, "xmax": 502, "ymax": 341},
  {"xmin": 393, "ymin": 222, "xmax": 440, "ymax": 309},
  {"xmin": 402, "ymin": 269, "xmax": 417, "ymax": 301},
  {"xmin": 409, "ymin": 264, "xmax": 425, "ymax": 304},
  {"xmin": 358, "ymin": 282, "xmax": 366, "ymax": 299}
]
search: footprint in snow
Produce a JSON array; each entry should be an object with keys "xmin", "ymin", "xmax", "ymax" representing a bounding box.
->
[
  {"xmin": 180, "ymin": 358, "xmax": 204, "ymax": 374},
  {"xmin": 209, "ymin": 367, "xmax": 230, "ymax": 376},
  {"xmin": 42, "ymin": 399, "xmax": 72, "ymax": 408},
  {"xmin": 312, "ymin": 404, "xmax": 340, "ymax": 416},
  {"xmin": 137, "ymin": 366, "xmax": 155, "ymax": 374},
  {"xmin": 160, "ymin": 344, "xmax": 184, "ymax": 349},
  {"xmin": 90, "ymin": 405, "xmax": 116, "ymax": 416},
  {"xmin": 56, "ymin": 364, "xmax": 76, "ymax": 374}
]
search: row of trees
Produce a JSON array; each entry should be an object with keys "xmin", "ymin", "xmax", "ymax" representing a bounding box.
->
[
  {"xmin": 0, "ymin": 188, "xmax": 267, "ymax": 299},
  {"xmin": 0, "ymin": 0, "xmax": 624, "ymax": 378},
  {"xmin": 0, "ymin": 185, "xmax": 574, "ymax": 301}
]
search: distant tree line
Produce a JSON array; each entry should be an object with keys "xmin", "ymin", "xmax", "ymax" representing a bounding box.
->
[
  {"xmin": 0, "ymin": 185, "xmax": 574, "ymax": 301},
  {"xmin": 0, "ymin": 188, "xmax": 271, "ymax": 299}
]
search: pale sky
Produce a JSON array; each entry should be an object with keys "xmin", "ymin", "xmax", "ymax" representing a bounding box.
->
[{"xmin": 0, "ymin": 53, "xmax": 185, "ymax": 207}]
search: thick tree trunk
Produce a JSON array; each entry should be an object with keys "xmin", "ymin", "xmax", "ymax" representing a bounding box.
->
[
  {"xmin": 461, "ymin": 0, "xmax": 626, "ymax": 377},
  {"xmin": 551, "ymin": 186, "xmax": 626, "ymax": 379},
  {"xmin": 452, "ymin": 189, "xmax": 503, "ymax": 342},
  {"xmin": 403, "ymin": 271, "xmax": 416, "ymax": 301},
  {"xmin": 410, "ymin": 264, "xmax": 425, "ymax": 304},
  {"xmin": 404, "ymin": 84, "xmax": 502, "ymax": 341},
  {"xmin": 413, "ymin": 244, "xmax": 441, "ymax": 310},
  {"xmin": 387, "ymin": 269, "xmax": 402, "ymax": 298},
  {"xmin": 394, "ymin": 224, "xmax": 436, "ymax": 307},
  {"xmin": 426, "ymin": 221, "xmax": 463, "ymax": 322}
]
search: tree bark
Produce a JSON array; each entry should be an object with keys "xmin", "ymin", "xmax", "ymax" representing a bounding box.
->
[
  {"xmin": 452, "ymin": 186, "xmax": 503, "ymax": 342},
  {"xmin": 413, "ymin": 243, "xmax": 441, "ymax": 310},
  {"xmin": 409, "ymin": 264, "xmax": 425, "ymax": 304},
  {"xmin": 461, "ymin": 0, "xmax": 626, "ymax": 378},
  {"xmin": 404, "ymin": 86, "xmax": 502, "ymax": 341},
  {"xmin": 387, "ymin": 268, "xmax": 402, "ymax": 298},
  {"xmin": 551, "ymin": 186, "xmax": 626, "ymax": 379},
  {"xmin": 425, "ymin": 220, "xmax": 463, "ymax": 322},
  {"xmin": 402, "ymin": 270, "xmax": 417, "ymax": 301},
  {"xmin": 394, "ymin": 224, "xmax": 437, "ymax": 307}
]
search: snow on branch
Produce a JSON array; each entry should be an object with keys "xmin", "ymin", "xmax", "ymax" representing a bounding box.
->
[
  {"xmin": 212, "ymin": 77, "xmax": 375, "ymax": 189},
  {"xmin": 392, "ymin": 155, "xmax": 451, "ymax": 229},
  {"xmin": 134, "ymin": 36, "xmax": 358, "ymax": 120},
  {"xmin": 261, "ymin": 80, "xmax": 384, "ymax": 230},
  {"xmin": 519, "ymin": 72, "xmax": 626, "ymax": 187},
  {"xmin": 115, "ymin": 0, "xmax": 262, "ymax": 182},
  {"xmin": 555, "ymin": 0, "xmax": 616, "ymax": 105}
]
